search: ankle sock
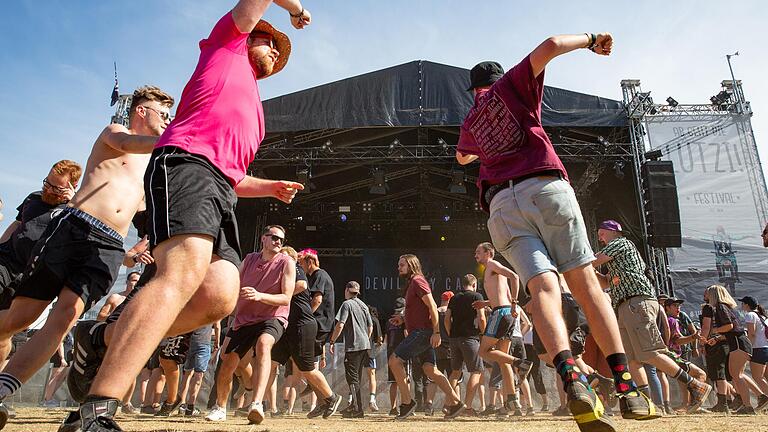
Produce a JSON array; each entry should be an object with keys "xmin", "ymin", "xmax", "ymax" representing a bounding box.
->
[
  {"xmin": 673, "ymin": 368, "xmax": 694, "ymax": 385},
  {"xmin": 553, "ymin": 350, "xmax": 589, "ymax": 391}
]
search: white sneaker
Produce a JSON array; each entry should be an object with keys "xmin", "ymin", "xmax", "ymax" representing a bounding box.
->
[
  {"xmin": 247, "ymin": 402, "xmax": 265, "ymax": 425},
  {"xmin": 205, "ymin": 406, "xmax": 227, "ymax": 422}
]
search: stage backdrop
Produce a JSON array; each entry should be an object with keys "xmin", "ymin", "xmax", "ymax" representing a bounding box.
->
[
  {"xmin": 360, "ymin": 248, "xmax": 480, "ymax": 319},
  {"xmin": 646, "ymin": 115, "xmax": 768, "ymax": 317}
]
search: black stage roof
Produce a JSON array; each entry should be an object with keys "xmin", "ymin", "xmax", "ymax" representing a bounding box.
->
[{"xmin": 263, "ymin": 60, "xmax": 627, "ymax": 131}]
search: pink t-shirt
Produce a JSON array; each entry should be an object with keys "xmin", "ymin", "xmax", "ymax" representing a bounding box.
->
[
  {"xmin": 404, "ymin": 275, "xmax": 433, "ymax": 332},
  {"xmin": 232, "ymin": 252, "xmax": 291, "ymax": 330},
  {"xmin": 156, "ymin": 12, "xmax": 264, "ymax": 186},
  {"xmin": 457, "ymin": 55, "xmax": 568, "ymax": 211}
]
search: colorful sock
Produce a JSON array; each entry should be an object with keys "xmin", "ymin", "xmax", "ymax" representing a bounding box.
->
[
  {"xmin": 0, "ymin": 373, "xmax": 21, "ymax": 400},
  {"xmin": 673, "ymin": 368, "xmax": 694, "ymax": 385},
  {"xmin": 606, "ymin": 353, "xmax": 637, "ymax": 394},
  {"xmin": 552, "ymin": 350, "xmax": 589, "ymax": 391}
]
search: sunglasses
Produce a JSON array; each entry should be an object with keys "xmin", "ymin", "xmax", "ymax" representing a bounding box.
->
[
  {"xmin": 140, "ymin": 105, "xmax": 172, "ymax": 122},
  {"xmin": 267, "ymin": 234, "xmax": 285, "ymax": 244},
  {"xmin": 42, "ymin": 178, "xmax": 71, "ymax": 194}
]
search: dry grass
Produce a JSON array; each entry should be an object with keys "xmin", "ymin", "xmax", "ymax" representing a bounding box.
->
[{"xmin": 4, "ymin": 406, "xmax": 767, "ymax": 432}]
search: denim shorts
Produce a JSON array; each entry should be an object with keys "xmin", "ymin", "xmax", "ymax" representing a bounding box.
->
[
  {"xmin": 184, "ymin": 340, "xmax": 212, "ymax": 373},
  {"xmin": 752, "ymin": 347, "xmax": 768, "ymax": 365},
  {"xmin": 486, "ymin": 177, "xmax": 595, "ymax": 288},
  {"xmin": 393, "ymin": 328, "xmax": 436, "ymax": 365}
]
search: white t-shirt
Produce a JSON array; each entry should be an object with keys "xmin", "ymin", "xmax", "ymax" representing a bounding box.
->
[
  {"xmin": 512, "ymin": 305, "xmax": 523, "ymax": 339},
  {"xmin": 744, "ymin": 311, "xmax": 768, "ymax": 348}
]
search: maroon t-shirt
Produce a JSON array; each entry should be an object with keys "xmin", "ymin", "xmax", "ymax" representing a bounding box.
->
[
  {"xmin": 457, "ymin": 55, "xmax": 568, "ymax": 212},
  {"xmin": 404, "ymin": 275, "xmax": 433, "ymax": 332}
]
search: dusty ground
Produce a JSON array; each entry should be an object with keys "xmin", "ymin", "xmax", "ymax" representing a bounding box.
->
[{"xmin": 4, "ymin": 406, "xmax": 767, "ymax": 432}]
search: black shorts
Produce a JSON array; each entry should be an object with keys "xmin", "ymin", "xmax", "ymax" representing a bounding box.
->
[
  {"xmin": 272, "ymin": 319, "xmax": 317, "ymax": 372},
  {"xmin": 315, "ymin": 330, "xmax": 330, "ymax": 359},
  {"xmin": 159, "ymin": 334, "xmax": 192, "ymax": 365},
  {"xmin": 15, "ymin": 209, "xmax": 124, "ymax": 311},
  {"xmin": 705, "ymin": 341, "xmax": 730, "ymax": 381},
  {"xmin": 727, "ymin": 332, "xmax": 753, "ymax": 355},
  {"xmin": 533, "ymin": 325, "xmax": 588, "ymax": 357},
  {"xmin": 0, "ymin": 257, "xmax": 19, "ymax": 311},
  {"xmin": 225, "ymin": 319, "xmax": 285, "ymax": 359},
  {"xmin": 145, "ymin": 146, "xmax": 241, "ymax": 266},
  {"xmin": 146, "ymin": 347, "xmax": 162, "ymax": 370}
]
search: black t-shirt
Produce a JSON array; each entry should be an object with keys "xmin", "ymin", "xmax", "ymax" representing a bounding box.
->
[
  {"xmin": 713, "ymin": 303, "xmax": 743, "ymax": 334},
  {"xmin": 189, "ymin": 324, "xmax": 213, "ymax": 346},
  {"xmin": 0, "ymin": 192, "xmax": 65, "ymax": 272},
  {"xmin": 309, "ymin": 268, "xmax": 335, "ymax": 333},
  {"xmin": 447, "ymin": 290, "xmax": 484, "ymax": 338},
  {"xmin": 288, "ymin": 265, "xmax": 314, "ymax": 325}
]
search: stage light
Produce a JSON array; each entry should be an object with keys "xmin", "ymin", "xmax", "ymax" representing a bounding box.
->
[
  {"xmin": 666, "ymin": 97, "xmax": 679, "ymax": 107},
  {"xmin": 449, "ymin": 169, "xmax": 467, "ymax": 194},
  {"xmin": 268, "ymin": 202, "xmax": 279, "ymax": 212},
  {"xmin": 322, "ymin": 139, "xmax": 333, "ymax": 152},
  {"xmin": 477, "ymin": 223, "xmax": 485, "ymax": 231},
  {"xmin": 613, "ymin": 161, "xmax": 625, "ymax": 179},
  {"xmin": 644, "ymin": 149, "xmax": 663, "ymax": 161},
  {"xmin": 443, "ymin": 215, "xmax": 451, "ymax": 222},
  {"xmin": 420, "ymin": 225, "xmax": 431, "ymax": 231},
  {"xmin": 440, "ymin": 236, "xmax": 446, "ymax": 241},
  {"xmin": 306, "ymin": 225, "xmax": 317, "ymax": 231},
  {"xmin": 340, "ymin": 214, "xmax": 347, "ymax": 222},
  {"xmin": 369, "ymin": 169, "xmax": 388, "ymax": 195},
  {"xmin": 338, "ymin": 205, "xmax": 351, "ymax": 213},
  {"xmin": 362, "ymin": 203, "xmax": 372, "ymax": 212},
  {"xmin": 438, "ymin": 138, "xmax": 448, "ymax": 151}
]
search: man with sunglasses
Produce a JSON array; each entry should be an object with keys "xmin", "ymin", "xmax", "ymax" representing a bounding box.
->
[
  {"xmin": 0, "ymin": 160, "xmax": 82, "ymax": 313},
  {"xmin": 206, "ymin": 225, "xmax": 295, "ymax": 424},
  {"xmin": 0, "ymin": 84, "xmax": 176, "ymax": 429},
  {"xmin": 74, "ymin": 2, "xmax": 311, "ymax": 430}
]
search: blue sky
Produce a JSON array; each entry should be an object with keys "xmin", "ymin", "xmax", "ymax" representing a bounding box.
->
[{"xmin": 1, "ymin": 0, "xmax": 767, "ymax": 234}]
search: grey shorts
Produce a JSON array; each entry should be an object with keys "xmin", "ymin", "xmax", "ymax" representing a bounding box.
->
[
  {"xmin": 486, "ymin": 177, "xmax": 594, "ymax": 288},
  {"xmin": 449, "ymin": 337, "xmax": 484, "ymax": 373},
  {"xmin": 617, "ymin": 296, "xmax": 667, "ymax": 363}
]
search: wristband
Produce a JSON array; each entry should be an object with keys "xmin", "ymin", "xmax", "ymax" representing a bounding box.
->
[
  {"xmin": 587, "ymin": 33, "xmax": 598, "ymax": 51},
  {"xmin": 290, "ymin": 7, "xmax": 304, "ymax": 18}
]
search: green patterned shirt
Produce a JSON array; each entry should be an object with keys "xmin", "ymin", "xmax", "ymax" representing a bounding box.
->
[{"xmin": 600, "ymin": 237, "xmax": 654, "ymax": 308}]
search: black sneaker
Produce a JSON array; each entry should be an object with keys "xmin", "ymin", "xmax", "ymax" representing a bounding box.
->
[
  {"xmin": 395, "ymin": 400, "xmax": 417, "ymax": 420},
  {"xmin": 478, "ymin": 406, "xmax": 497, "ymax": 417},
  {"xmin": 57, "ymin": 410, "xmax": 82, "ymax": 432},
  {"xmin": 552, "ymin": 405, "xmax": 571, "ymax": 416},
  {"xmin": 0, "ymin": 402, "xmax": 9, "ymax": 430},
  {"xmin": 710, "ymin": 401, "xmax": 730, "ymax": 413},
  {"xmin": 388, "ymin": 407, "xmax": 399, "ymax": 416},
  {"xmin": 306, "ymin": 402, "xmax": 325, "ymax": 419},
  {"xmin": 424, "ymin": 404, "xmax": 434, "ymax": 416},
  {"xmin": 342, "ymin": 409, "xmax": 364, "ymax": 418},
  {"xmin": 729, "ymin": 395, "xmax": 743, "ymax": 412},
  {"xmin": 322, "ymin": 394, "xmax": 342, "ymax": 419},
  {"xmin": 755, "ymin": 394, "xmax": 768, "ymax": 412},
  {"xmin": 734, "ymin": 405, "xmax": 757, "ymax": 415},
  {"xmin": 155, "ymin": 398, "xmax": 182, "ymax": 417},
  {"xmin": 444, "ymin": 403, "xmax": 465, "ymax": 420},
  {"xmin": 80, "ymin": 399, "xmax": 122, "ymax": 432},
  {"xmin": 588, "ymin": 373, "xmax": 617, "ymax": 409},
  {"xmin": 618, "ymin": 390, "xmax": 661, "ymax": 420},
  {"xmin": 565, "ymin": 380, "xmax": 616, "ymax": 432}
]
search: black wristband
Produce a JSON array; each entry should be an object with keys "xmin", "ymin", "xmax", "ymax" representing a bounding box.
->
[
  {"xmin": 290, "ymin": 7, "xmax": 304, "ymax": 18},
  {"xmin": 587, "ymin": 33, "xmax": 598, "ymax": 51}
]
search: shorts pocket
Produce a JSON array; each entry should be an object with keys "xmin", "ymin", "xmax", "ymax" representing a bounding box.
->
[
  {"xmin": 531, "ymin": 188, "xmax": 576, "ymax": 227},
  {"xmin": 634, "ymin": 321, "xmax": 664, "ymax": 352}
]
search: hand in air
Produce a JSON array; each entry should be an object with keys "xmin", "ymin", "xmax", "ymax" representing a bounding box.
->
[
  {"xmin": 273, "ymin": 181, "xmax": 304, "ymax": 204},
  {"xmin": 591, "ymin": 33, "xmax": 613, "ymax": 56},
  {"xmin": 290, "ymin": 8, "xmax": 311, "ymax": 29}
]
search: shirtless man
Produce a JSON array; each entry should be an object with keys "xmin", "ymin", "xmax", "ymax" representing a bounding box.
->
[
  {"xmin": 96, "ymin": 270, "xmax": 142, "ymax": 321},
  {"xmin": 76, "ymin": 2, "xmax": 311, "ymax": 430},
  {"xmin": 472, "ymin": 242, "xmax": 532, "ymax": 415},
  {"xmin": 0, "ymin": 85, "xmax": 174, "ymax": 428}
]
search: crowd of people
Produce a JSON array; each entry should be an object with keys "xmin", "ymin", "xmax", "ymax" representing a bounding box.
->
[{"xmin": 0, "ymin": 1, "xmax": 767, "ymax": 432}]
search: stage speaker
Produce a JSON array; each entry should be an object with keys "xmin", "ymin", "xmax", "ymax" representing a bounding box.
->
[{"xmin": 641, "ymin": 161, "xmax": 681, "ymax": 248}]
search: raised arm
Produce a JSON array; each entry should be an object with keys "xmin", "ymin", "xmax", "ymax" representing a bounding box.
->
[
  {"xmin": 101, "ymin": 124, "xmax": 159, "ymax": 154},
  {"xmin": 232, "ymin": 0, "xmax": 310, "ymax": 33},
  {"xmin": 529, "ymin": 33, "xmax": 612, "ymax": 78},
  {"xmin": 456, "ymin": 152, "xmax": 479, "ymax": 165}
]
